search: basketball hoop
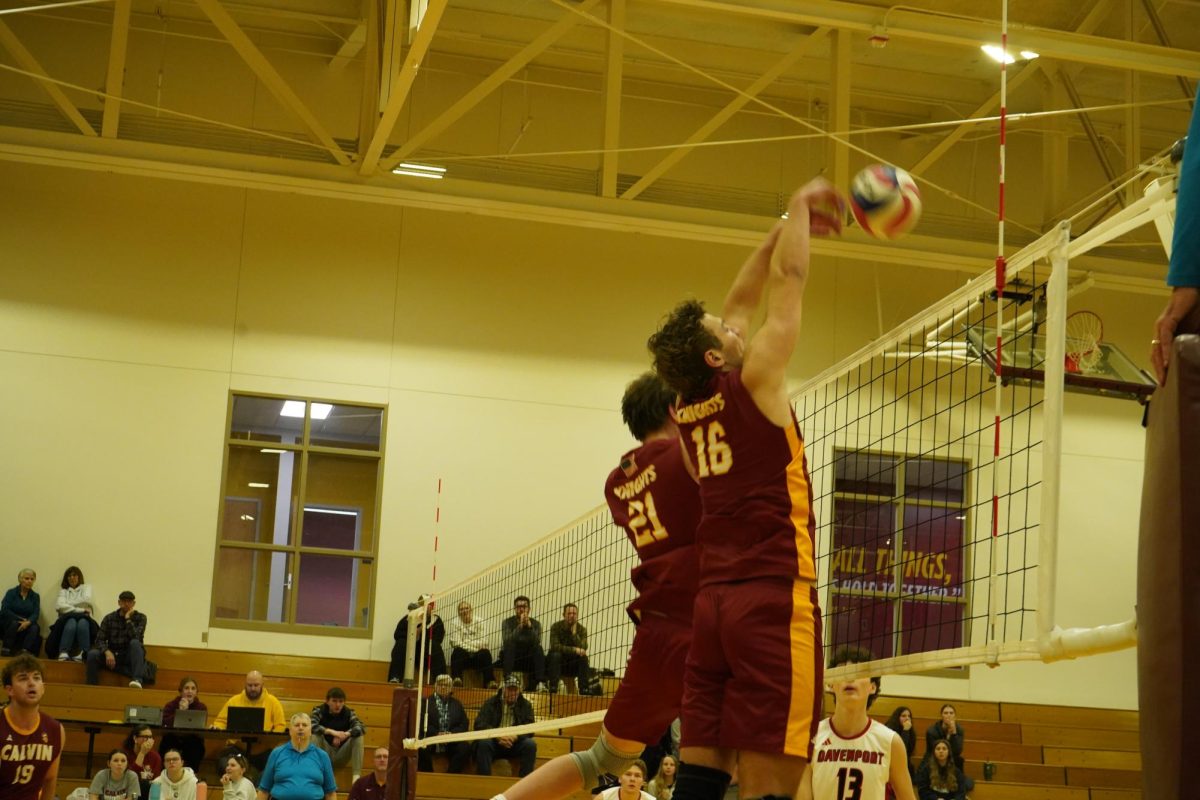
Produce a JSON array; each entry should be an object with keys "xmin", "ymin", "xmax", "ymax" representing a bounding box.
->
[{"xmin": 1065, "ymin": 311, "xmax": 1103, "ymax": 374}]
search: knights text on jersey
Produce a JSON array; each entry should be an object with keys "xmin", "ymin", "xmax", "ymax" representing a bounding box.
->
[
  {"xmin": 604, "ymin": 436, "xmax": 702, "ymax": 621},
  {"xmin": 674, "ymin": 368, "xmax": 817, "ymax": 585},
  {"xmin": 0, "ymin": 708, "xmax": 63, "ymax": 800},
  {"xmin": 810, "ymin": 718, "xmax": 897, "ymax": 800}
]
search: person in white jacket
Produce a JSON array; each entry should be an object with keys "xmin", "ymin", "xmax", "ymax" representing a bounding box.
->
[
  {"xmin": 447, "ymin": 600, "xmax": 492, "ymax": 686},
  {"xmin": 152, "ymin": 750, "xmax": 207, "ymax": 800},
  {"xmin": 55, "ymin": 566, "xmax": 93, "ymax": 661}
]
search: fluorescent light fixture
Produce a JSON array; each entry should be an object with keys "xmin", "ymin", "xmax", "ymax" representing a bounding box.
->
[
  {"xmin": 248, "ymin": 482, "xmax": 270, "ymax": 488},
  {"xmin": 1019, "ymin": 50, "xmax": 1039, "ymax": 60},
  {"xmin": 392, "ymin": 162, "xmax": 446, "ymax": 179},
  {"xmin": 981, "ymin": 44, "xmax": 1015, "ymax": 64},
  {"xmin": 280, "ymin": 400, "xmax": 305, "ymax": 418},
  {"xmin": 279, "ymin": 401, "xmax": 332, "ymax": 420},
  {"xmin": 304, "ymin": 507, "xmax": 359, "ymax": 516},
  {"xmin": 260, "ymin": 448, "xmax": 287, "ymax": 454}
]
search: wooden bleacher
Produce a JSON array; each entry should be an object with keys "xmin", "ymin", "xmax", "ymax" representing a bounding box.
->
[{"xmin": 5, "ymin": 648, "xmax": 1142, "ymax": 800}]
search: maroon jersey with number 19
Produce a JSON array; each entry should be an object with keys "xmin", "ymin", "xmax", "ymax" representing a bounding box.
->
[
  {"xmin": 604, "ymin": 436, "xmax": 701, "ymax": 622},
  {"xmin": 674, "ymin": 368, "xmax": 817, "ymax": 586},
  {"xmin": 0, "ymin": 707, "xmax": 63, "ymax": 800}
]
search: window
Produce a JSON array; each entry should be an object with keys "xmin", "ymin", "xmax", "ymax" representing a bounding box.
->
[
  {"xmin": 828, "ymin": 450, "xmax": 969, "ymax": 662},
  {"xmin": 212, "ymin": 393, "xmax": 385, "ymax": 637}
]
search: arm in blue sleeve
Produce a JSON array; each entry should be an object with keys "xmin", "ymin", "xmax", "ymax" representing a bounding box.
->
[{"xmin": 1168, "ymin": 87, "xmax": 1200, "ymax": 287}]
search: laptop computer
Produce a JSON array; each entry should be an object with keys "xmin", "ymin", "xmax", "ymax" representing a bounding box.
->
[
  {"xmin": 173, "ymin": 709, "xmax": 207, "ymax": 729},
  {"xmin": 125, "ymin": 705, "xmax": 163, "ymax": 725},
  {"xmin": 226, "ymin": 706, "xmax": 265, "ymax": 732}
]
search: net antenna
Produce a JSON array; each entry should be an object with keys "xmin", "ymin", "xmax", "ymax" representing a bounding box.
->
[{"xmin": 1064, "ymin": 311, "xmax": 1103, "ymax": 374}]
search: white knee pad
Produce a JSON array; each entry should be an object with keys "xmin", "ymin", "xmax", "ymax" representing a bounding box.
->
[{"xmin": 569, "ymin": 732, "xmax": 643, "ymax": 787}]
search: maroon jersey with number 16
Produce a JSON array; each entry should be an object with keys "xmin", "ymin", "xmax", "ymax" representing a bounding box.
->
[
  {"xmin": 0, "ymin": 707, "xmax": 63, "ymax": 800},
  {"xmin": 604, "ymin": 436, "xmax": 701, "ymax": 622}
]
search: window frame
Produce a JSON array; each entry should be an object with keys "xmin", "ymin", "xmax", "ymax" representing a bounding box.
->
[
  {"xmin": 829, "ymin": 448, "xmax": 972, "ymax": 676},
  {"xmin": 209, "ymin": 391, "xmax": 386, "ymax": 638}
]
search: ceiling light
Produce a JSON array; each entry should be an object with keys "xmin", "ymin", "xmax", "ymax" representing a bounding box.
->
[
  {"xmin": 981, "ymin": 44, "xmax": 1015, "ymax": 64},
  {"xmin": 1019, "ymin": 50, "xmax": 1039, "ymax": 60},
  {"xmin": 248, "ymin": 482, "xmax": 270, "ymax": 488},
  {"xmin": 280, "ymin": 401, "xmax": 305, "ymax": 418},
  {"xmin": 279, "ymin": 401, "xmax": 332, "ymax": 420},
  {"xmin": 304, "ymin": 507, "xmax": 359, "ymax": 516},
  {"xmin": 392, "ymin": 162, "xmax": 446, "ymax": 179},
  {"xmin": 260, "ymin": 448, "xmax": 286, "ymax": 454}
]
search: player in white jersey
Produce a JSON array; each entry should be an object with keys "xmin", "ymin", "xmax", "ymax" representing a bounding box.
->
[{"xmin": 798, "ymin": 648, "xmax": 915, "ymax": 800}]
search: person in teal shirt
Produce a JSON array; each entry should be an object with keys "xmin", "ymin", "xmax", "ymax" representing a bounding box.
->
[
  {"xmin": 256, "ymin": 714, "xmax": 336, "ymax": 800},
  {"xmin": 1152, "ymin": 85, "xmax": 1200, "ymax": 384}
]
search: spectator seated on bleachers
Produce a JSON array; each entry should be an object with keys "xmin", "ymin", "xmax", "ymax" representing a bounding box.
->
[
  {"xmin": 90, "ymin": 749, "xmax": 141, "ymax": 800},
  {"xmin": 389, "ymin": 599, "xmax": 446, "ymax": 684},
  {"xmin": 161, "ymin": 676, "xmax": 208, "ymax": 770},
  {"xmin": 447, "ymin": 600, "xmax": 491, "ymax": 687},
  {"xmin": 87, "ymin": 590, "xmax": 149, "ymax": 688},
  {"xmin": 646, "ymin": 753, "xmax": 678, "ymax": 799},
  {"xmin": 348, "ymin": 748, "xmax": 387, "ymax": 800},
  {"xmin": 597, "ymin": 759, "xmax": 656, "ymax": 800},
  {"xmin": 122, "ymin": 724, "xmax": 162, "ymax": 799},
  {"xmin": 924, "ymin": 704, "xmax": 966, "ymax": 770},
  {"xmin": 916, "ymin": 739, "xmax": 968, "ymax": 800},
  {"xmin": 473, "ymin": 676, "xmax": 537, "ymax": 777},
  {"xmin": 50, "ymin": 565, "xmax": 96, "ymax": 662},
  {"xmin": 310, "ymin": 687, "xmax": 366, "ymax": 781},
  {"xmin": 416, "ymin": 675, "xmax": 469, "ymax": 774},
  {"xmin": 212, "ymin": 670, "xmax": 287, "ymax": 772},
  {"xmin": 499, "ymin": 595, "xmax": 547, "ymax": 692},
  {"xmin": 218, "ymin": 753, "xmax": 255, "ymax": 800},
  {"xmin": 1, "ymin": 569, "xmax": 41, "ymax": 657},
  {"xmin": 152, "ymin": 748, "xmax": 208, "ymax": 800},
  {"xmin": 547, "ymin": 603, "xmax": 590, "ymax": 694}
]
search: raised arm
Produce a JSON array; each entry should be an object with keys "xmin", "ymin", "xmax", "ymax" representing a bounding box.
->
[
  {"xmin": 742, "ymin": 178, "xmax": 843, "ymax": 424},
  {"xmin": 720, "ymin": 221, "xmax": 784, "ymax": 336}
]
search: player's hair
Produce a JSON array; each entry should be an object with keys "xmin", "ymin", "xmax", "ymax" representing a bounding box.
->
[
  {"xmin": 625, "ymin": 758, "xmax": 649, "ymax": 781},
  {"xmin": 61, "ymin": 565, "xmax": 84, "ymax": 589},
  {"xmin": 178, "ymin": 675, "xmax": 198, "ymax": 693},
  {"xmin": 1, "ymin": 654, "xmax": 43, "ymax": 687},
  {"xmin": 326, "ymin": 686, "xmax": 346, "ymax": 701},
  {"xmin": 922, "ymin": 739, "xmax": 959, "ymax": 792},
  {"xmin": 830, "ymin": 646, "xmax": 882, "ymax": 708},
  {"xmin": 620, "ymin": 372, "xmax": 677, "ymax": 441},
  {"xmin": 647, "ymin": 299, "xmax": 722, "ymax": 402}
]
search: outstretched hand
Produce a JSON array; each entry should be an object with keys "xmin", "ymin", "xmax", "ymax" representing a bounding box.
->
[{"xmin": 790, "ymin": 178, "xmax": 846, "ymax": 237}]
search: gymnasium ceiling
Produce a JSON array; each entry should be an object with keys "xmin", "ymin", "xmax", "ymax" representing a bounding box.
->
[{"xmin": 0, "ymin": 0, "xmax": 1196, "ymax": 282}]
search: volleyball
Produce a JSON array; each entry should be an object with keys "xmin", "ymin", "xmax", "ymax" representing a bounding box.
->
[{"xmin": 849, "ymin": 164, "xmax": 922, "ymax": 239}]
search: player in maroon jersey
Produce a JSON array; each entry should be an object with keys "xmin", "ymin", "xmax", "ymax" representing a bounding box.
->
[
  {"xmin": 646, "ymin": 178, "xmax": 844, "ymax": 800},
  {"xmin": 0, "ymin": 655, "xmax": 64, "ymax": 800},
  {"xmin": 488, "ymin": 372, "xmax": 701, "ymax": 800}
]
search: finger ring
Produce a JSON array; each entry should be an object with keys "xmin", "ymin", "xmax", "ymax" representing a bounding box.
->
[{"xmin": 1152, "ymin": 339, "xmax": 1161, "ymax": 345}]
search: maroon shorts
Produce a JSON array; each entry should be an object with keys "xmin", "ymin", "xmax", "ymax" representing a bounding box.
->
[
  {"xmin": 680, "ymin": 579, "xmax": 823, "ymax": 757},
  {"xmin": 603, "ymin": 613, "xmax": 691, "ymax": 744}
]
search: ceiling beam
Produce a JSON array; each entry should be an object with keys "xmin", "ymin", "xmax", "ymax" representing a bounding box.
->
[
  {"xmin": 101, "ymin": 0, "xmax": 132, "ymax": 138},
  {"xmin": 1138, "ymin": 0, "xmax": 1194, "ymax": 107},
  {"xmin": 356, "ymin": 0, "xmax": 380, "ymax": 161},
  {"xmin": 907, "ymin": 0, "xmax": 1115, "ymax": 177},
  {"xmin": 193, "ymin": 0, "xmax": 351, "ymax": 166},
  {"xmin": 359, "ymin": 0, "xmax": 449, "ymax": 176},
  {"xmin": 599, "ymin": 0, "xmax": 625, "ymax": 198},
  {"xmin": 379, "ymin": 0, "xmax": 604, "ymax": 172},
  {"xmin": 328, "ymin": 21, "xmax": 367, "ymax": 72},
  {"xmin": 0, "ymin": 20, "xmax": 95, "ymax": 136},
  {"xmin": 650, "ymin": 0, "xmax": 1200, "ymax": 79},
  {"xmin": 621, "ymin": 28, "xmax": 828, "ymax": 201}
]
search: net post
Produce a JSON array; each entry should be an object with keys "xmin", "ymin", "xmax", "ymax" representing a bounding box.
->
[
  {"xmin": 1038, "ymin": 220, "xmax": 1072, "ymax": 647},
  {"xmin": 386, "ymin": 686, "xmax": 419, "ymax": 800}
]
